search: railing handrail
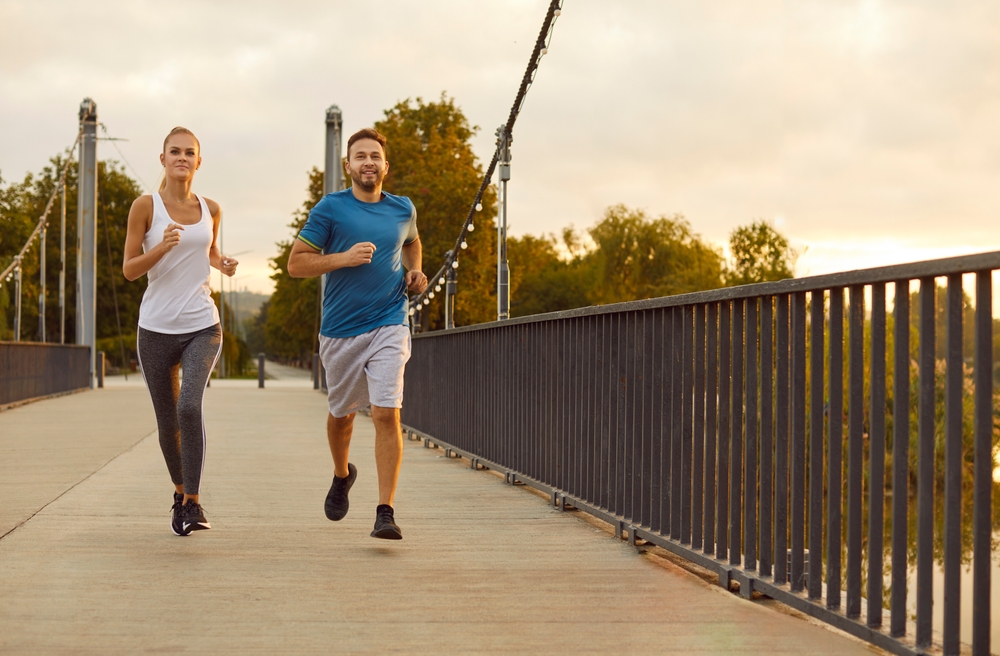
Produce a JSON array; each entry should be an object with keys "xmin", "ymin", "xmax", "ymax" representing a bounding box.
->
[{"xmin": 415, "ymin": 249, "xmax": 1000, "ymax": 336}]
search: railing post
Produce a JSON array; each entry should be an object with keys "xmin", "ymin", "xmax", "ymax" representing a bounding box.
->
[
  {"xmin": 38, "ymin": 224, "xmax": 46, "ymax": 342},
  {"xmin": 96, "ymin": 351, "xmax": 105, "ymax": 388},
  {"xmin": 59, "ymin": 183, "xmax": 66, "ymax": 344},
  {"xmin": 14, "ymin": 262, "xmax": 21, "ymax": 342},
  {"xmin": 258, "ymin": 353, "xmax": 265, "ymax": 389}
]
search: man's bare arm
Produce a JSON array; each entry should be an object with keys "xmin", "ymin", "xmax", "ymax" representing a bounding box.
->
[
  {"xmin": 287, "ymin": 238, "xmax": 375, "ymax": 278},
  {"xmin": 401, "ymin": 238, "xmax": 428, "ymax": 293}
]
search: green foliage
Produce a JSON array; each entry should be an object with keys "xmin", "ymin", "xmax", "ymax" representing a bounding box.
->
[
  {"xmin": 726, "ymin": 219, "xmax": 797, "ymax": 286},
  {"xmin": 508, "ymin": 205, "xmax": 726, "ymax": 317},
  {"xmin": 0, "ymin": 156, "xmax": 146, "ymax": 344},
  {"xmin": 265, "ymin": 167, "xmax": 323, "ymax": 363},
  {"xmin": 586, "ymin": 205, "xmax": 725, "ymax": 304},
  {"xmin": 1, "ymin": 155, "xmax": 251, "ymax": 377},
  {"xmin": 507, "ymin": 233, "xmax": 590, "ymax": 317},
  {"xmin": 375, "ymin": 94, "xmax": 498, "ymax": 329}
]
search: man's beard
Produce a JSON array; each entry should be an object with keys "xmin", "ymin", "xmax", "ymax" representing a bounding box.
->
[{"xmin": 351, "ymin": 167, "xmax": 385, "ymax": 192}]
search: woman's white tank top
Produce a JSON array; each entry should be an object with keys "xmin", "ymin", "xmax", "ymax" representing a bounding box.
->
[{"xmin": 138, "ymin": 193, "xmax": 220, "ymax": 334}]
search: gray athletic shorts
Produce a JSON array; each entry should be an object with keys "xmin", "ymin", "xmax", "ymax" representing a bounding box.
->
[{"xmin": 319, "ymin": 324, "xmax": 412, "ymax": 418}]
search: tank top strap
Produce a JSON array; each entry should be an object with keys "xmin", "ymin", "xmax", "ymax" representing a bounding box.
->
[
  {"xmin": 196, "ymin": 195, "xmax": 212, "ymax": 225},
  {"xmin": 149, "ymin": 192, "xmax": 170, "ymax": 231}
]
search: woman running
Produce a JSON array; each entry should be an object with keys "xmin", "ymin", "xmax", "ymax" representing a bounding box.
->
[{"xmin": 122, "ymin": 126, "xmax": 238, "ymax": 536}]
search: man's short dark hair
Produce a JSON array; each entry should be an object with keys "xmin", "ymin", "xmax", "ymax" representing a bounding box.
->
[{"xmin": 347, "ymin": 128, "xmax": 387, "ymax": 158}]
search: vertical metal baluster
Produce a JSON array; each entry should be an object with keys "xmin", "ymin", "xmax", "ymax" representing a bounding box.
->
[
  {"xmin": 557, "ymin": 319, "xmax": 580, "ymax": 494},
  {"xmin": 973, "ymin": 271, "xmax": 993, "ymax": 656},
  {"xmin": 809, "ymin": 291, "xmax": 825, "ymax": 600},
  {"xmin": 583, "ymin": 318, "xmax": 594, "ymax": 505},
  {"xmin": 620, "ymin": 314, "xmax": 633, "ymax": 520},
  {"xmin": 598, "ymin": 316, "xmax": 609, "ymax": 510},
  {"xmin": 915, "ymin": 279, "xmax": 935, "ymax": 648},
  {"xmin": 662, "ymin": 309, "xmax": 674, "ymax": 533},
  {"xmin": 672, "ymin": 308, "xmax": 683, "ymax": 540},
  {"xmin": 693, "ymin": 305, "xmax": 707, "ymax": 550},
  {"xmin": 890, "ymin": 282, "xmax": 910, "ymax": 637},
  {"xmin": 607, "ymin": 319, "xmax": 616, "ymax": 512},
  {"xmin": 630, "ymin": 312, "xmax": 641, "ymax": 522},
  {"xmin": 704, "ymin": 303, "xmax": 719, "ymax": 555},
  {"xmin": 867, "ymin": 284, "xmax": 886, "ymax": 628},
  {"xmin": 651, "ymin": 309, "xmax": 664, "ymax": 533},
  {"xmin": 827, "ymin": 288, "xmax": 844, "ymax": 609},
  {"xmin": 717, "ymin": 301, "xmax": 732, "ymax": 560},
  {"xmin": 760, "ymin": 297, "xmax": 773, "ymax": 577},
  {"xmin": 730, "ymin": 298, "xmax": 744, "ymax": 566},
  {"xmin": 791, "ymin": 292, "xmax": 807, "ymax": 592},
  {"xmin": 523, "ymin": 324, "xmax": 531, "ymax": 478},
  {"xmin": 554, "ymin": 323, "xmax": 562, "ymax": 491},
  {"xmin": 640, "ymin": 311, "xmax": 653, "ymax": 527},
  {"xmin": 682, "ymin": 306, "xmax": 694, "ymax": 544},
  {"xmin": 775, "ymin": 294, "xmax": 790, "ymax": 585},
  {"xmin": 745, "ymin": 298, "xmax": 759, "ymax": 571},
  {"xmin": 847, "ymin": 285, "xmax": 865, "ymax": 618},
  {"xmin": 942, "ymin": 274, "xmax": 962, "ymax": 652}
]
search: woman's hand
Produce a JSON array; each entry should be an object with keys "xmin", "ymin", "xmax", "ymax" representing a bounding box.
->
[
  {"xmin": 220, "ymin": 256, "xmax": 239, "ymax": 277},
  {"xmin": 161, "ymin": 223, "xmax": 184, "ymax": 252}
]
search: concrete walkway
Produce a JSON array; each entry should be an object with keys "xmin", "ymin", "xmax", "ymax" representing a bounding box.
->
[{"xmin": 0, "ymin": 383, "xmax": 880, "ymax": 654}]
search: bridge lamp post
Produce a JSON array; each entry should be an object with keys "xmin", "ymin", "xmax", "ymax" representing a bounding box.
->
[
  {"xmin": 495, "ymin": 126, "xmax": 511, "ymax": 321},
  {"xmin": 76, "ymin": 98, "xmax": 98, "ymax": 387}
]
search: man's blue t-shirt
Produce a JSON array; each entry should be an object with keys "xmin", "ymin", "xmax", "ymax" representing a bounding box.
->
[{"xmin": 297, "ymin": 189, "xmax": 418, "ymax": 338}]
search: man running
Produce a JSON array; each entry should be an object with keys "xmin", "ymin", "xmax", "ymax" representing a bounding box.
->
[{"xmin": 287, "ymin": 128, "xmax": 428, "ymax": 540}]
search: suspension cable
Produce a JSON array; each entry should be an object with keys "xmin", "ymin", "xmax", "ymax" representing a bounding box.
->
[
  {"xmin": 99, "ymin": 123, "xmax": 151, "ymax": 192},
  {"xmin": 409, "ymin": 0, "xmax": 564, "ymax": 314},
  {"xmin": 0, "ymin": 128, "xmax": 84, "ymax": 284}
]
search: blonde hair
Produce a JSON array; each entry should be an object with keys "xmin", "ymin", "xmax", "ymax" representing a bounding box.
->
[{"xmin": 159, "ymin": 126, "xmax": 201, "ymax": 191}]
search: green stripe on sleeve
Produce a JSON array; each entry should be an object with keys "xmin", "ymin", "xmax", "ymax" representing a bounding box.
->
[{"xmin": 297, "ymin": 234, "xmax": 322, "ymax": 251}]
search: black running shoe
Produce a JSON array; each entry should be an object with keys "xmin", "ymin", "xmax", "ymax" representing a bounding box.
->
[
  {"xmin": 170, "ymin": 492, "xmax": 190, "ymax": 536},
  {"xmin": 325, "ymin": 463, "xmax": 357, "ymax": 521},
  {"xmin": 371, "ymin": 504, "xmax": 402, "ymax": 540},
  {"xmin": 178, "ymin": 499, "xmax": 211, "ymax": 533}
]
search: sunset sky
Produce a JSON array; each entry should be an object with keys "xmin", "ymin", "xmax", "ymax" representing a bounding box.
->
[{"xmin": 2, "ymin": 0, "xmax": 998, "ymax": 294}]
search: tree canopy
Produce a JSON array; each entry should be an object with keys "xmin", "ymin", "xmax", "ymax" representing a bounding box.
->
[
  {"xmin": 726, "ymin": 219, "xmax": 797, "ymax": 286},
  {"xmin": 374, "ymin": 94, "xmax": 498, "ymax": 328}
]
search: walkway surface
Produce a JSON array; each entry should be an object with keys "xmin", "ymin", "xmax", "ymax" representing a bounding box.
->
[{"xmin": 0, "ymin": 378, "xmax": 881, "ymax": 654}]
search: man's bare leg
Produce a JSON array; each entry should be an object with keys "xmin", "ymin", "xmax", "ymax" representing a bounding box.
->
[
  {"xmin": 370, "ymin": 405, "xmax": 403, "ymax": 506},
  {"xmin": 328, "ymin": 412, "xmax": 355, "ymax": 478}
]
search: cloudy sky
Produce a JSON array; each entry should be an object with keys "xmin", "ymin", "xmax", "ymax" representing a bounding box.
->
[{"xmin": 2, "ymin": 0, "xmax": 998, "ymax": 294}]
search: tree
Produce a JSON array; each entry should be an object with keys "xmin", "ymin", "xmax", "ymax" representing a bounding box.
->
[
  {"xmin": 265, "ymin": 167, "xmax": 323, "ymax": 362},
  {"xmin": 583, "ymin": 204, "xmax": 725, "ymax": 305},
  {"xmin": 374, "ymin": 94, "xmax": 498, "ymax": 329},
  {"xmin": 726, "ymin": 219, "xmax": 797, "ymax": 286},
  {"xmin": 1, "ymin": 156, "xmax": 144, "ymax": 353},
  {"xmin": 507, "ymin": 233, "xmax": 590, "ymax": 317}
]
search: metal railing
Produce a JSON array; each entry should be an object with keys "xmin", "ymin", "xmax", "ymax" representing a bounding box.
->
[
  {"xmin": 401, "ymin": 251, "xmax": 999, "ymax": 656},
  {"xmin": 0, "ymin": 342, "xmax": 90, "ymax": 407}
]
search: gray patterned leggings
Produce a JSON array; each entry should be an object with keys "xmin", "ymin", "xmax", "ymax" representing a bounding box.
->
[{"xmin": 137, "ymin": 324, "xmax": 222, "ymax": 495}]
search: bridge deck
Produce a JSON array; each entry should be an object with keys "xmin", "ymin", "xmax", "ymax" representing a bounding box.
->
[{"xmin": 0, "ymin": 375, "xmax": 879, "ymax": 654}]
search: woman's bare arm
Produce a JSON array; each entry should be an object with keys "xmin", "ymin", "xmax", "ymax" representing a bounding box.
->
[{"xmin": 122, "ymin": 195, "xmax": 182, "ymax": 281}]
